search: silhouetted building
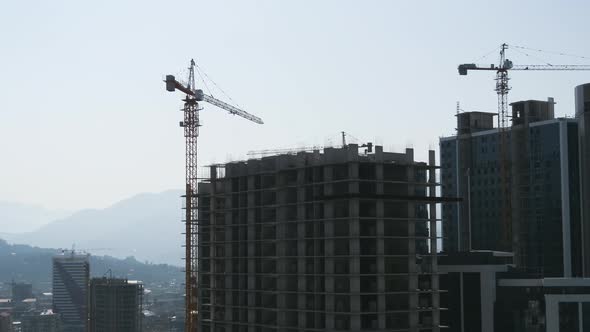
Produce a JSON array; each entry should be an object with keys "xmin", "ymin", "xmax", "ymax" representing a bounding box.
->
[
  {"xmin": 441, "ymin": 96, "xmax": 583, "ymax": 277},
  {"xmin": 198, "ymin": 144, "xmax": 447, "ymax": 331},
  {"xmin": 21, "ymin": 310, "xmax": 60, "ymax": 332},
  {"xmin": 52, "ymin": 252, "xmax": 89, "ymax": 332},
  {"xmin": 495, "ymin": 277, "xmax": 590, "ymax": 332},
  {"xmin": 88, "ymin": 277, "xmax": 143, "ymax": 332},
  {"xmin": 439, "ymin": 251, "xmax": 590, "ymax": 332},
  {"xmin": 10, "ymin": 284, "xmax": 32, "ymax": 304}
]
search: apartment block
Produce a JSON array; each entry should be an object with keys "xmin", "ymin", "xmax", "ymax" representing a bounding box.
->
[{"xmin": 197, "ymin": 144, "xmax": 447, "ymax": 331}]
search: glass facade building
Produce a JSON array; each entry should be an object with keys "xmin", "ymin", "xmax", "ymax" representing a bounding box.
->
[
  {"xmin": 52, "ymin": 252, "xmax": 89, "ymax": 332},
  {"xmin": 440, "ymin": 99, "xmax": 582, "ymax": 277}
]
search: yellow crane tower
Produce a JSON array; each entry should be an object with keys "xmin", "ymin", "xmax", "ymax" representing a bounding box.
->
[{"xmin": 165, "ymin": 60, "xmax": 263, "ymax": 332}]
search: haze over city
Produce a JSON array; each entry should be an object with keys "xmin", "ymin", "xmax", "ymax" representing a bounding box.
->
[
  {"xmin": 4, "ymin": 1, "xmax": 590, "ymax": 332},
  {"xmin": 2, "ymin": 0, "xmax": 589, "ymax": 211}
]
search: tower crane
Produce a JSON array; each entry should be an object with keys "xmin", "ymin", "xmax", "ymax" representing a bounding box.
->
[
  {"xmin": 459, "ymin": 43, "xmax": 590, "ymax": 129},
  {"xmin": 165, "ymin": 59, "xmax": 263, "ymax": 332},
  {"xmin": 458, "ymin": 43, "xmax": 590, "ymax": 250}
]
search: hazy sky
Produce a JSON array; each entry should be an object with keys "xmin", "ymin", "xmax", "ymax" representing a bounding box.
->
[{"xmin": 2, "ymin": 0, "xmax": 590, "ymax": 210}]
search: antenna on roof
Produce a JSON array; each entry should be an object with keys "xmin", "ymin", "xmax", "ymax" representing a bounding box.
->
[{"xmin": 103, "ymin": 269, "xmax": 113, "ymax": 279}]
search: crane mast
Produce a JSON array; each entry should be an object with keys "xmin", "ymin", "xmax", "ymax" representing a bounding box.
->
[
  {"xmin": 495, "ymin": 44, "xmax": 512, "ymax": 249},
  {"xmin": 181, "ymin": 60, "xmax": 200, "ymax": 332},
  {"xmin": 165, "ymin": 60, "xmax": 263, "ymax": 332}
]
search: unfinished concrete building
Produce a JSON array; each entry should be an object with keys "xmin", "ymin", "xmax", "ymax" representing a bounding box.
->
[
  {"xmin": 88, "ymin": 278, "xmax": 143, "ymax": 332},
  {"xmin": 197, "ymin": 144, "xmax": 446, "ymax": 331}
]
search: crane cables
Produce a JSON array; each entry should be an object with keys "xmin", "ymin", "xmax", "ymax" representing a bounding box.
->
[
  {"xmin": 470, "ymin": 44, "xmax": 503, "ymax": 63},
  {"xmin": 509, "ymin": 44, "xmax": 590, "ymax": 62},
  {"xmin": 510, "ymin": 47, "xmax": 554, "ymax": 66},
  {"xmin": 193, "ymin": 61, "xmax": 243, "ymax": 109}
]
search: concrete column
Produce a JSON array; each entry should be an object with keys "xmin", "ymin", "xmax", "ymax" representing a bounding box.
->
[
  {"xmin": 224, "ymin": 178, "xmax": 233, "ymax": 323},
  {"xmin": 576, "ymin": 83, "xmax": 590, "ymax": 277},
  {"xmin": 296, "ymin": 166, "xmax": 307, "ymax": 330},
  {"xmin": 246, "ymin": 175, "xmax": 257, "ymax": 327},
  {"xmin": 479, "ymin": 271, "xmax": 495, "ymax": 332},
  {"xmin": 559, "ymin": 120, "xmax": 572, "ymax": 277},
  {"xmin": 407, "ymin": 162, "xmax": 419, "ymax": 331},
  {"xmin": 350, "ymin": 198, "xmax": 361, "ymax": 331},
  {"xmin": 276, "ymin": 172, "xmax": 287, "ymax": 329},
  {"xmin": 376, "ymin": 196, "xmax": 386, "ymax": 329},
  {"xmin": 429, "ymin": 150, "xmax": 440, "ymax": 331},
  {"xmin": 324, "ymin": 165, "xmax": 334, "ymax": 330},
  {"xmin": 208, "ymin": 167, "xmax": 218, "ymax": 326},
  {"xmin": 349, "ymin": 161, "xmax": 361, "ymax": 331}
]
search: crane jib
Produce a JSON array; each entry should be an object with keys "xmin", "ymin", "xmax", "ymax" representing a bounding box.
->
[{"xmin": 459, "ymin": 63, "xmax": 590, "ymax": 75}]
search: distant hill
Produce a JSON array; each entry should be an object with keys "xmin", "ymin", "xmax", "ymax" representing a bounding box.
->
[
  {"xmin": 2, "ymin": 190, "xmax": 185, "ymax": 266},
  {"xmin": 0, "ymin": 201, "xmax": 72, "ymax": 233},
  {"xmin": 0, "ymin": 239, "xmax": 183, "ymax": 289}
]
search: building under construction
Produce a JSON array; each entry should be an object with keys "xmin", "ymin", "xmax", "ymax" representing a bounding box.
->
[
  {"xmin": 196, "ymin": 144, "xmax": 448, "ymax": 331},
  {"xmin": 88, "ymin": 277, "xmax": 143, "ymax": 332}
]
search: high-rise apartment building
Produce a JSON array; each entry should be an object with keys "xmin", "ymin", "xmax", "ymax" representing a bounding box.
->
[
  {"xmin": 88, "ymin": 277, "xmax": 143, "ymax": 332},
  {"xmin": 197, "ymin": 144, "xmax": 447, "ymax": 331},
  {"xmin": 52, "ymin": 252, "xmax": 89, "ymax": 332},
  {"xmin": 440, "ymin": 91, "xmax": 588, "ymax": 277}
]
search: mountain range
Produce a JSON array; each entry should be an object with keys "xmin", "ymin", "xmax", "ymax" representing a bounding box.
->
[
  {"xmin": 0, "ymin": 239, "xmax": 183, "ymax": 289},
  {"xmin": 1, "ymin": 190, "xmax": 185, "ymax": 266},
  {"xmin": 0, "ymin": 201, "xmax": 71, "ymax": 233}
]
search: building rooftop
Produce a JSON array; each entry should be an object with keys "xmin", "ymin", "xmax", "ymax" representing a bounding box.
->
[
  {"xmin": 498, "ymin": 278, "xmax": 590, "ymax": 287},
  {"xmin": 509, "ymin": 99, "xmax": 556, "ymax": 106},
  {"xmin": 439, "ymin": 250, "xmax": 514, "ymax": 266},
  {"xmin": 455, "ymin": 111, "xmax": 497, "ymax": 116}
]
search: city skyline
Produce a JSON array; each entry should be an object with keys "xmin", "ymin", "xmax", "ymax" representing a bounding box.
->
[{"xmin": 4, "ymin": 3, "xmax": 590, "ymax": 330}]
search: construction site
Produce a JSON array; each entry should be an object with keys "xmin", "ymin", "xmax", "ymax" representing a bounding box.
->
[
  {"xmin": 163, "ymin": 43, "xmax": 590, "ymax": 332},
  {"xmin": 194, "ymin": 144, "xmax": 449, "ymax": 331}
]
